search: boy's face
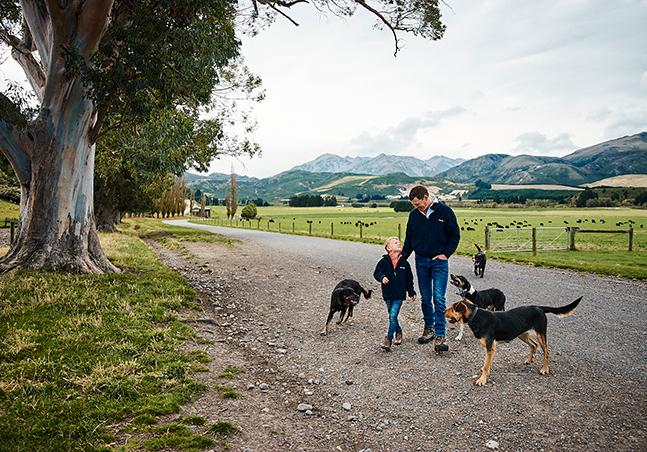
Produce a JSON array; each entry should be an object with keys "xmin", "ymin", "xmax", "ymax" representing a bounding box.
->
[{"xmin": 386, "ymin": 238, "xmax": 402, "ymax": 255}]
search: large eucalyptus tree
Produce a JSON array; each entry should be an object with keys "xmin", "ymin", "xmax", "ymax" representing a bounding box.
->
[{"xmin": 0, "ymin": 0, "xmax": 444, "ymax": 273}]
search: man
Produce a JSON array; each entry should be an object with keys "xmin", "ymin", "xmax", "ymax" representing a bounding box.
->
[{"xmin": 402, "ymin": 185, "xmax": 460, "ymax": 352}]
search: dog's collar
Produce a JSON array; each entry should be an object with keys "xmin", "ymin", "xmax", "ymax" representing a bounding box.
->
[{"xmin": 466, "ymin": 305, "xmax": 479, "ymax": 324}]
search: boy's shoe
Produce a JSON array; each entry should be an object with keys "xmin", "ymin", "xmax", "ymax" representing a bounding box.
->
[
  {"xmin": 434, "ymin": 336, "xmax": 449, "ymax": 352},
  {"xmin": 394, "ymin": 331, "xmax": 403, "ymax": 345},
  {"xmin": 381, "ymin": 336, "xmax": 392, "ymax": 351},
  {"xmin": 417, "ymin": 328, "xmax": 435, "ymax": 344}
]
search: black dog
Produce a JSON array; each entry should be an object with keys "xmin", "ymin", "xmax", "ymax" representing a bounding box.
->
[
  {"xmin": 320, "ymin": 279, "xmax": 372, "ymax": 336},
  {"xmin": 445, "ymin": 296, "xmax": 582, "ymax": 385},
  {"xmin": 449, "ymin": 274, "xmax": 506, "ymax": 340},
  {"xmin": 473, "ymin": 244, "xmax": 486, "ymax": 278}
]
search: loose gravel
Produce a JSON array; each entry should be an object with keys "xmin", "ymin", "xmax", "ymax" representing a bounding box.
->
[{"xmin": 151, "ymin": 220, "xmax": 647, "ymax": 451}]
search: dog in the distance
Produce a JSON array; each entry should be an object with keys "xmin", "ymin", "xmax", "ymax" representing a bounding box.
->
[
  {"xmin": 449, "ymin": 274, "xmax": 506, "ymax": 341},
  {"xmin": 320, "ymin": 279, "xmax": 372, "ymax": 336},
  {"xmin": 473, "ymin": 244, "xmax": 486, "ymax": 278},
  {"xmin": 444, "ymin": 296, "xmax": 582, "ymax": 386}
]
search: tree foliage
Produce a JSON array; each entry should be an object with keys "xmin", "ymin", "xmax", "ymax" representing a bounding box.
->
[
  {"xmin": 241, "ymin": 202, "xmax": 258, "ymax": 219},
  {"xmin": 0, "ymin": 0, "xmax": 445, "ymax": 273},
  {"xmin": 390, "ymin": 200, "xmax": 413, "ymax": 212}
]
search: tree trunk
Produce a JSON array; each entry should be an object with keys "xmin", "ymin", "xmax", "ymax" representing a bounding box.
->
[
  {"xmin": 94, "ymin": 176, "xmax": 121, "ymax": 233},
  {"xmin": 0, "ymin": 82, "xmax": 118, "ymax": 274}
]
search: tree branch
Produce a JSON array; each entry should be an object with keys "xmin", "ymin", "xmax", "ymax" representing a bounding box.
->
[
  {"xmin": 20, "ymin": 0, "xmax": 52, "ymax": 68},
  {"xmin": 76, "ymin": 0, "xmax": 114, "ymax": 55},
  {"xmin": 0, "ymin": 118, "xmax": 31, "ymax": 186},
  {"xmin": 354, "ymin": 0, "xmax": 401, "ymax": 56},
  {"xmin": 88, "ymin": 106, "xmax": 108, "ymax": 145},
  {"xmin": 1, "ymin": 23, "xmax": 46, "ymax": 100}
]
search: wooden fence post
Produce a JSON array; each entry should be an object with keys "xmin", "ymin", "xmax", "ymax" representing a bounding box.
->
[
  {"xmin": 10, "ymin": 220, "xmax": 15, "ymax": 244},
  {"xmin": 484, "ymin": 226, "xmax": 490, "ymax": 251},
  {"xmin": 257, "ymin": 219, "xmax": 260, "ymax": 229},
  {"xmin": 279, "ymin": 222, "xmax": 281, "ymax": 233},
  {"xmin": 628, "ymin": 227, "xmax": 633, "ymax": 251},
  {"xmin": 531, "ymin": 227, "xmax": 537, "ymax": 256},
  {"xmin": 568, "ymin": 227, "xmax": 577, "ymax": 251},
  {"xmin": 398, "ymin": 223, "xmax": 401, "ymax": 241},
  {"xmin": 308, "ymin": 223, "xmax": 312, "ymax": 235},
  {"xmin": 331, "ymin": 222, "xmax": 334, "ymax": 236},
  {"xmin": 360, "ymin": 222, "xmax": 363, "ymax": 239},
  {"xmin": 292, "ymin": 221, "xmax": 295, "ymax": 233}
]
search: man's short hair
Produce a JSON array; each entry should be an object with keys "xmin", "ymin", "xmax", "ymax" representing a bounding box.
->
[{"xmin": 409, "ymin": 185, "xmax": 428, "ymax": 201}]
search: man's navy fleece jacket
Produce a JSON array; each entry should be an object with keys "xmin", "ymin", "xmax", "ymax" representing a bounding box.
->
[
  {"xmin": 373, "ymin": 256, "xmax": 416, "ymax": 301},
  {"xmin": 402, "ymin": 202, "xmax": 461, "ymax": 260}
]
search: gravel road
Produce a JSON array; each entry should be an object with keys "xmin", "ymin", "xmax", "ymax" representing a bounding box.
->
[{"xmin": 161, "ymin": 219, "xmax": 647, "ymax": 451}]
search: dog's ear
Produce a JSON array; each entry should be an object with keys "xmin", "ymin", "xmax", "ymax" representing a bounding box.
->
[{"xmin": 455, "ymin": 301, "xmax": 466, "ymax": 313}]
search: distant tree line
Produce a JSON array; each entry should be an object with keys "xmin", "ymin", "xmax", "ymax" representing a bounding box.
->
[{"xmin": 289, "ymin": 194, "xmax": 337, "ymax": 207}]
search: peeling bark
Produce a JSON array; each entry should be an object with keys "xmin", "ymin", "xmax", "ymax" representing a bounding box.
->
[{"xmin": 0, "ymin": 0, "xmax": 118, "ymax": 274}]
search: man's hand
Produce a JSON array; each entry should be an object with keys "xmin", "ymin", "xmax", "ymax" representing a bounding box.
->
[
  {"xmin": 381, "ymin": 276, "xmax": 389, "ymax": 284},
  {"xmin": 433, "ymin": 254, "xmax": 448, "ymax": 260}
]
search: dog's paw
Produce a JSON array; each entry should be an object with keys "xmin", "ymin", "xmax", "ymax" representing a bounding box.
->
[
  {"xmin": 474, "ymin": 376, "xmax": 488, "ymax": 386},
  {"xmin": 320, "ymin": 329, "xmax": 327, "ymax": 336},
  {"xmin": 524, "ymin": 358, "xmax": 534, "ymax": 365},
  {"xmin": 539, "ymin": 366, "xmax": 550, "ymax": 375},
  {"xmin": 454, "ymin": 335, "xmax": 463, "ymax": 341}
]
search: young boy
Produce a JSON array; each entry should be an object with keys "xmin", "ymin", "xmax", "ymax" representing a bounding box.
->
[{"xmin": 373, "ymin": 237, "xmax": 416, "ymax": 351}]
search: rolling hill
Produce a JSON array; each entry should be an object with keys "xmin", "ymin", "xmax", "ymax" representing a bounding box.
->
[{"xmin": 436, "ymin": 132, "xmax": 647, "ymax": 185}]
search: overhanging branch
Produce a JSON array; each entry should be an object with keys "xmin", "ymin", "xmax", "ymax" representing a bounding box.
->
[{"xmin": 355, "ymin": 0, "xmax": 401, "ymax": 56}]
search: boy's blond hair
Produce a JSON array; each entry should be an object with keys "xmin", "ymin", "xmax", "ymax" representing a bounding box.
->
[{"xmin": 384, "ymin": 236, "xmax": 399, "ymax": 251}]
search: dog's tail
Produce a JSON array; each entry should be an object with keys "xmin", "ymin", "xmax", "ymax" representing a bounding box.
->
[
  {"xmin": 540, "ymin": 297, "xmax": 582, "ymax": 318},
  {"xmin": 474, "ymin": 243, "xmax": 483, "ymax": 253}
]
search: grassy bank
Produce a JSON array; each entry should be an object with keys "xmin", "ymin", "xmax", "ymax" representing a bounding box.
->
[
  {"xmin": 194, "ymin": 206, "xmax": 647, "ymax": 279},
  {"xmin": 0, "ymin": 224, "xmax": 234, "ymax": 450}
]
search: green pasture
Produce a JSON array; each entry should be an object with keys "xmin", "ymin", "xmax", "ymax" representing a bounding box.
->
[
  {"xmin": 0, "ymin": 223, "xmax": 240, "ymax": 450},
  {"xmin": 198, "ymin": 205, "xmax": 647, "ymax": 279},
  {"xmin": 0, "ymin": 199, "xmax": 18, "ymax": 221}
]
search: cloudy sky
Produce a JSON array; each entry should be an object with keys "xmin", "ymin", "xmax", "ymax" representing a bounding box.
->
[
  {"xmin": 210, "ymin": 0, "xmax": 647, "ymax": 177},
  {"xmin": 1, "ymin": 0, "xmax": 645, "ymax": 178}
]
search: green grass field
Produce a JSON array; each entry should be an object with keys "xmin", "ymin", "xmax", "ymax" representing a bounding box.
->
[
  {"xmin": 197, "ymin": 205, "xmax": 647, "ymax": 279},
  {"xmin": 0, "ymin": 199, "xmax": 18, "ymax": 221},
  {"xmin": 0, "ymin": 224, "xmax": 239, "ymax": 451}
]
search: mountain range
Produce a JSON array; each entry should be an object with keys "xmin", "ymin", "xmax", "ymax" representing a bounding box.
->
[
  {"xmin": 291, "ymin": 153, "xmax": 464, "ymax": 177},
  {"xmin": 437, "ymin": 132, "xmax": 647, "ymax": 185},
  {"xmin": 186, "ymin": 132, "xmax": 647, "ymax": 200}
]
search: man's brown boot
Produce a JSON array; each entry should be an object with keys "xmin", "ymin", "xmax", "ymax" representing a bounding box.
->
[
  {"xmin": 394, "ymin": 331, "xmax": 403, "ymax": 345},
  {"xmin": 381, "ymin": 336, "xmax": 392, "ymax": 351},
  {"xmin": 417, "ymin": 328, "xmax": 435, "ymax": 344}
]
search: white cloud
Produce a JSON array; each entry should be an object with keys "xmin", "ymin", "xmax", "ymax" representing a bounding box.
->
[
  {"xmin": 513, "ymin": 132, "xmax": 577, "ymax": 155},
  {"xmin": 350, "ymin": 107, "xmax": 466, "ymax": 154}
]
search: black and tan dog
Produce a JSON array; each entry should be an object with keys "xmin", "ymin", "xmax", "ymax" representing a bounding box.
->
[
  {"xmin": 320, "ymin": 279, "xmax": 372, "ymax": 336},
  {"xmin": 445, "ymin": 296, "xmax": 582, "ymax": 385},
  {"xmin": 473, "ymin": 244, "xmax": 486, "ymax": 278},
  {"xmin": 449, "ymin": 274, "xmax": 506, "ymax": 341}
]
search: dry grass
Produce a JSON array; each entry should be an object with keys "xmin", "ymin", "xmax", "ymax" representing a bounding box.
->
[{"xmin": 585, "ymin": 174, "xmax": 647, "ymax": 188}]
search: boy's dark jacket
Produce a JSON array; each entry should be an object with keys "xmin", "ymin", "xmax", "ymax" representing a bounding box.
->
[
  {"xmin": 402, "ymin": 202, "xmax": 460, "ymax": 259},
  {"xmin": 373, "ymin": 255, "xmax": 416, "ymax": 301}
]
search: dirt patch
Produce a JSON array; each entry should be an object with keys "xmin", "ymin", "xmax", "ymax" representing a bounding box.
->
[{"xmin": 147, "ymin": 237, "xmax": 646, "ymax": 451}]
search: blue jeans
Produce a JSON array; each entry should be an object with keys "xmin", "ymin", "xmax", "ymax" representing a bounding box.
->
[
  {"xmin": 385, "ymin": 299, "xmax": 403, "ymax": 339},
  {"xmin": 415, "ymin": 256, "xmax": 449, "ymax": 337}
]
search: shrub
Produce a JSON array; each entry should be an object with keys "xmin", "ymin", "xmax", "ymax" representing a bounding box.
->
[
  {"xmin": 586, "ymin": 197, "xmax": 618, "ymax": 207},
  {"xmin": 390, "ymin": 200, "xmax": 412, "ymax": 212},
  {"xmin": 240, "ymin": 203, "xmax": 257, "ymax": 219},
  {"xmin": 0, "ymin": 184, "xmax": 20, "ymax": 203}
]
